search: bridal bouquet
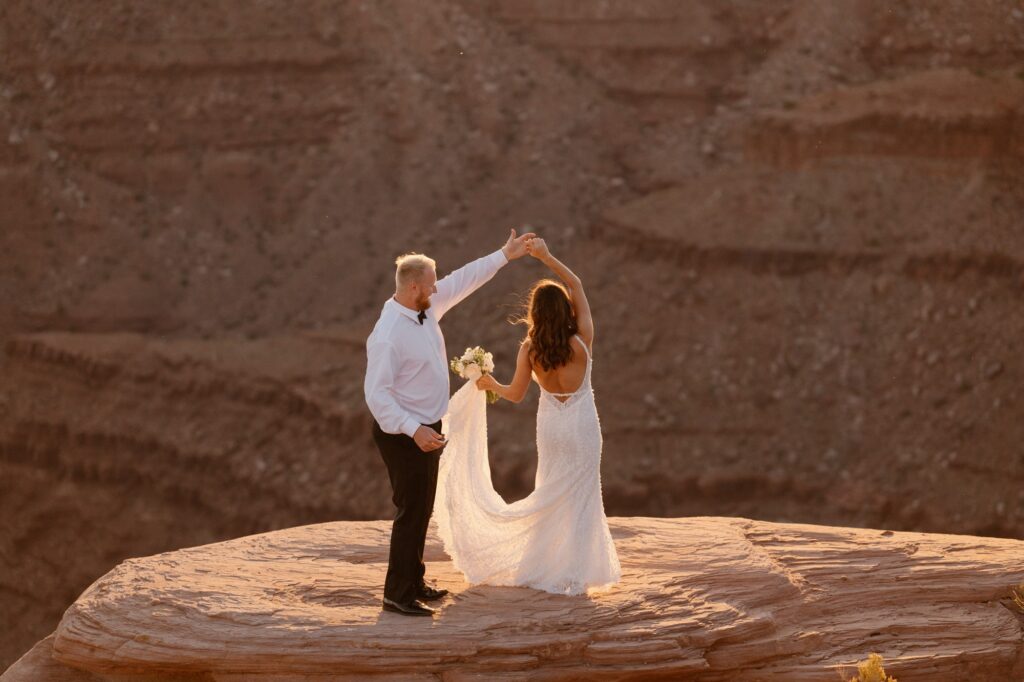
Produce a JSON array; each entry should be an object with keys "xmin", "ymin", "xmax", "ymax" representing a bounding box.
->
[{"xmin": 450, "ymin": 346, "xmax": 499, "ymax": 404}]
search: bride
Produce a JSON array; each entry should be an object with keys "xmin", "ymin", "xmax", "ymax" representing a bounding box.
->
[{"xmin": 432, "ymin": 237, "xmax": 621, "ymax": 596}]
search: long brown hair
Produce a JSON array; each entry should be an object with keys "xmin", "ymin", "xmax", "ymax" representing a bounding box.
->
[{"xmin": 514, "ymin": 279, "xmax": 578, "ymax": 371}]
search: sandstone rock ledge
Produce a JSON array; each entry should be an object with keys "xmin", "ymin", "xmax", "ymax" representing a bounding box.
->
[{"xmin": 5, "ymin": 517, "xmax": 1024, "ymax": 681}]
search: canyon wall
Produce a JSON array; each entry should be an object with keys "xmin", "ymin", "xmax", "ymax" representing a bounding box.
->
[{"xmin": 3, "ymin": 0, "xmax": 1024, "ymax": 669}]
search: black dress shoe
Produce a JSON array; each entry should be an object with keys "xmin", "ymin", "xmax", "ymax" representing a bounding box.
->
[
  {"xmin": 416, "ymin": 584, "xmax": 449, "ymax": 601},
  {"xmin": 382, "ymin": 597, "xmax": 435, "ymax": 617}
]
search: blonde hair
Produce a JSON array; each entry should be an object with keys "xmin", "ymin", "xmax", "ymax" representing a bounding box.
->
[{"xmin": 395, "ymin": 252, "xmax": 436, "ymax": 290}]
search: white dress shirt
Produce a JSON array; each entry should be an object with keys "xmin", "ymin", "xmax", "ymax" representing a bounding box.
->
[{"xmin": 364, "ymin": 248, "xmax": 509, "ymax": 437}]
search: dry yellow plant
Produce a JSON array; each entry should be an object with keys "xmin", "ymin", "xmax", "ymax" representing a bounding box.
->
[{"xmin": 847, "ymin": 652, "xmax": 898, "ymax": 682}]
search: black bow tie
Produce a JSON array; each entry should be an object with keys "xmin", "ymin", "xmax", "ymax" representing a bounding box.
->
[{"xmin": 417, "ymin": 310, "xmax": 426, "ymax": 325}]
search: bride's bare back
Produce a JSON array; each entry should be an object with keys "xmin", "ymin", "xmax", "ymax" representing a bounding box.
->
[{"xmin": 529, "ymin": 336, "xmax": 590, "ymax": 401}]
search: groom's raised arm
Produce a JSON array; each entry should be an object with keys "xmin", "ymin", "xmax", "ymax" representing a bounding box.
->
[
  {"xmin": 430, "ymin": 229, "xmax": 536, "ymax": 320},
  {"xmin": 429, "ymin": 248, "xmax": 509, "ymax": 321}
]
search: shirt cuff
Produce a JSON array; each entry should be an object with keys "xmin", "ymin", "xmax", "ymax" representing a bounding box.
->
[
  {"xmin": 494, "ymin": 248, "xmax": 510, "ymax": 266},
  {"xmin": 400, "ymin": 417, "xmax": 421, "ymax": 438}
]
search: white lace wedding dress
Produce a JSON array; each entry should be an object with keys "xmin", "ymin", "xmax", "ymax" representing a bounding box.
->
[{"xmin": 432, "ymin": 335, "xmax": 621, "ymax": 596}]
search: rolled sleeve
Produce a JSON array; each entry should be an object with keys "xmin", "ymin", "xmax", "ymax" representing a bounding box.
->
[{"xmin": 399, "ymin": 416, "xmax": 420, "ymax": 438}]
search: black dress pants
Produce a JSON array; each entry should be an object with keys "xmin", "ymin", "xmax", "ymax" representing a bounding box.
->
[{"xmin": 372, "ymin": 417, "xmax": 444, "ymax": 604}]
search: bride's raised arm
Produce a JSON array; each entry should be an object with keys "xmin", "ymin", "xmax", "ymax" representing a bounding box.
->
[{"xmin": 526, "ymin": 238, "xmax": 594, "ymax": 350}]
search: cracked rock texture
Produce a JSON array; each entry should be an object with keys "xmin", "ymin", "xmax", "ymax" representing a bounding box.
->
[{"xmin": 2, "ymin": 517, "xmax": 1023, "ymax": 681}]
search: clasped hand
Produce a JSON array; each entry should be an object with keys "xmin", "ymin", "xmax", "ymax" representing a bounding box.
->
[
  {"xmin": 501, "ymin": 227, "xmax": 537, "ymax": 260},
  {"xmin": 525, "ymin": 236, "xmax": 549, "ymax": 259}
]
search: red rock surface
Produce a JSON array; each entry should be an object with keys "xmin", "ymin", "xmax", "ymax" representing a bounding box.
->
[
  {"xmin": 2, "ymin": 517, "xmax": 1023, "ymax": 681},
  {"xmin": 3, "ymin": 0, "xmax": 1024, "ymax": 670}
]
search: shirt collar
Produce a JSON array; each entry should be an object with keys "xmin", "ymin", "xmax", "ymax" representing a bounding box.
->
[{"xmin": 388, "ymin": 296, "xmax": 427, "ymax": 324}]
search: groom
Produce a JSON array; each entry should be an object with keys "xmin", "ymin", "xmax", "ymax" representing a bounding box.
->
[{"xmin": 364, "ymin": 228, "xmax": 535, "ymax": 616}]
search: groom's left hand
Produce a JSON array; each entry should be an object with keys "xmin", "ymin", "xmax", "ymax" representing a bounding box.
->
[{"xmin": 501, "ymin": 227, "xmax": 538, "ymax": 260}]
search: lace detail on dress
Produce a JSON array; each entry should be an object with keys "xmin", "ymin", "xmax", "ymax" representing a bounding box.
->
[{"xmin": 433, "ymin": 334, "xmax": 621, "ymax": 596}]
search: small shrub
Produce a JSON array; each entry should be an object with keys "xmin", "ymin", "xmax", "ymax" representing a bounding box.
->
[
  {"xmin": 848, "ymin": 652, "xmax": 897, "ymax": 682},
  {"xmin": 1012, "ymin": 582, "xmax": 1024, "ymax": 612}
]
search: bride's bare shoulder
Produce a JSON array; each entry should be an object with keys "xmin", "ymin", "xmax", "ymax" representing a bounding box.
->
[
  {"xmin": 518, "ymin": 337, "xmax": 532, "ymax": 363},
  {"xmin": 572, "ymin": 333, "xmax": 592, "ymax": 355}
]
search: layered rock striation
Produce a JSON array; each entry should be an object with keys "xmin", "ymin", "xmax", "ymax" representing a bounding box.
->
[{"xmin": 3, "ymin": 517, "xmax": 1023, "ymax": 680}]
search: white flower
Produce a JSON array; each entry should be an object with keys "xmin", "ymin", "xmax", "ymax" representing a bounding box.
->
[{"xmin": 450, "ymin": 345, "xmax": 496, "ymax": 385}]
